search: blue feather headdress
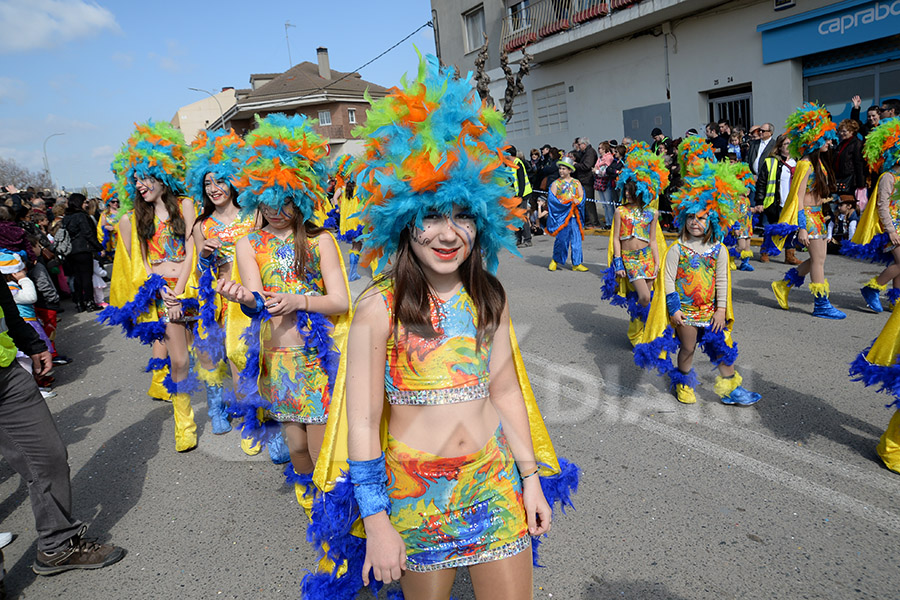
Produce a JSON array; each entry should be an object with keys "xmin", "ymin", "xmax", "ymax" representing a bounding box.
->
[
  {"xmin": 353, "ymin": 53, "xmax": 523, "ymax": 274},
  {"xmin": 786, "ymin": 102, "xmax": 838, "ymax": 158},
  {"xmin": 671, "ymin": 161, "xmax": 746, "ymax": 241},
  {"xmin": 185, "ymin": 129, "xmax": 247, "ymax": 209},
  {"xmin": 614, "ymin": 143, "xmax": 669, "ymax": 207},
  {"xmin": 112, "ymin": 120, "xmax": 187, "ymax": 212},
  {"xmin": 234, "ymin": 113, "xmax": 330, "ymax": 222}
]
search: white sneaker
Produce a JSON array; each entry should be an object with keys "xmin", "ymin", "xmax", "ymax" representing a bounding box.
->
[
  {"xmin": 0, "ymin": 532, "xmax": 12, "ymax": 548},
  {"xmin": 40, "ymin": 390, "xmax": 57, "ymax": 400}
]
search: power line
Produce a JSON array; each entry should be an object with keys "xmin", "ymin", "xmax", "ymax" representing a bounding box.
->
[{"xmin": 298, "ymin": 21, "xmax": 434, "ymax": 100}]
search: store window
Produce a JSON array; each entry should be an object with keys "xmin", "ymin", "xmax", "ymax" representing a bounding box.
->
[
  {"xmin": 318, "ymin": 110, "xmax": 332, "ymax": 126},
  {"xmin": 805, "ymin": 60, "xmax": 900, "ymax": 123},
  {"xmin": 464, "ymin": 5, "xmax": 486, "ymax": 53},
  {"xmin": 707, "ymin": 86, "xmax": 753, "ymax": 132},
  {"xmin": 534, "ymin": 83, "xmax": 568, "ymax": 135}
]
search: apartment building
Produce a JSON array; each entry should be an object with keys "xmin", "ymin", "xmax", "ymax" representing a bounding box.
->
[{"xmin": 430, "ymin": 0, "xmax": 900, "ymax": 148}]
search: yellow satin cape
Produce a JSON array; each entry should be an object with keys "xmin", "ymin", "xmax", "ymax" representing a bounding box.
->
[
  {"xmin": 639, "ymin": 240, "xmax": 735, "ymax": 351},
  {"xmin": 850, "ymin": 172, "xmax": 890, "ymax": 247},
  {"xmin": 314, "ymin": 321, "xmax": 563, "ymax": 494},
  {"xmin": 865, "ymin": 303, "xmax": 900, "ymax": 367},
  {"xmin": 770, "ymin": 159, "xmax": 810, "ymax": 252}
]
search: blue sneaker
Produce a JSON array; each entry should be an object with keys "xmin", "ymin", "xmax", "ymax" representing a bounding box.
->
[
  {"xmin": 267, "ymin": 431, "xmax": 290, "ymax": 464},
  {"xmin": 861, "ymin": 286, "xmax": 883, "ymax": 313},
  {"xmin": 721, "ymin": 386, "xmax": 761, "ymax": 406}
]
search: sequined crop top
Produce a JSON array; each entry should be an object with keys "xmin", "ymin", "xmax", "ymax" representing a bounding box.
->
[
  {"xmin": 619, "ymin": 206, "xmax": 655, "ymax": 242},
  {"xmin": 147, "ymin": 215, "xmax": 186, "ymax": 265},
  {"xmin": 200, "ymin": 214, "xmax": 255, "ymax": 268},
  {"xmin": 378, "ymin": 280, "xmax": 491, "ymax": 406},
  {"xmin": 247, "ymin": 230, "xmax": 325, "ymax": 295}
]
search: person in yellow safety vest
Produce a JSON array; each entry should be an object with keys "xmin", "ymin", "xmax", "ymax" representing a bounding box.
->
[
  {"xmin": 507, "ymin": 146, "xmax": 533, "ymax": 247},
  {"xmin": 754, "ymin": 134, "xmax": 800, "ymax": 264}
]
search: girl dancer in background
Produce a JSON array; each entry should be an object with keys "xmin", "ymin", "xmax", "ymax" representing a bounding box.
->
[
  {"xmin": 101, "ymin": 121, "xmax": 200, "ymax": 452},
  {"xmin": 334, "ymin": 155, "xmax": 365, "ymax": 282},
  {"xmin": 635, "ymin": 160, "xmax": 761, "ymax": 406},
  {"xmin": 842, "ymin": 119, "xmax": 900, "ymax": 312},
  {"xmin": 216, "ymin": 114, "xmax": 350, "ymax": 490},
  {"xmin": 770, "ymin": 103, "xmax": 844, "ymax": 319},
  {"xmin": 602, "ymin": 143, "xmax": 668, "ymax": 346},
  {"xmin": 303, "ymin": 54, "xmax": 578, "ymax": 600},
  {"xmin": 97, "ymin": 183, "xmax": 120, "ymax": 264},
  {"xmin": 186, "ymin": 129, "xmax": 256, "ymax": 436}
]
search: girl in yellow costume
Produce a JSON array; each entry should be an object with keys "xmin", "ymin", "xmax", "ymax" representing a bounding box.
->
[
  {"xmin": 100, "ymin": 121, "xmax": 201, "ymax": 452},
  {"xmin": 216, "ymin": 114, "xmax": 350, "ymax": 483},
  {"xmin": 333, "ymin": 154, "xmax": 366, "ymax": 282},
  {"xmin": 771, "ymin": 103, "xmax": 845, "ymax": 320},
  {"xmin": 97, "ymin": 182, "xmax": 120, "ymax": 261},
  {"xmin": 186, "ymin": 129, "xmax": 257, "ymax": 437},
  {"xmin": 842, "ymin": 119, "xmax": 900, "ymax": 313},
  {"xmin": 634, "ymin": 160, "xmax": 761, "ymax": 406},
  {"xmin": 301, "ymin": 54, "xmax": 578, "ymax": 600},
  {"xmin": 850, "ymin": 300, "xmax": 900, "ymax": 474},
  {"xmin": 602, "ymin": 143, "xmax": 668, "ymax": 346}
]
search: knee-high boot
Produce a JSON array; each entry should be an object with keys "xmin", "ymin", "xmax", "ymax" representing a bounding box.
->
[
  {"xmin": 810, "ymin": 280, "xmax": 846, "ymax": 319},
  {"xmin": 771, "ymin": 268, "xmax": 805, "ymax": 311},
  {"xmin": 172, "ymin": 390, "xmax": 197, "ymax": 452},
  {"xmin": 206, "ymin": 383, "xmax": 231, "ymax": 434},
  {"xmin": 876, "ymin": 410, "xmax": 900, "ymax": 474}
]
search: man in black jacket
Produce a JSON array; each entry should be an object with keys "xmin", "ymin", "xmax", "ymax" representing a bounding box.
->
[
  {"xmin": 0, "ymin": 282, "xmax": 123, "ymax": 591},
  {"xmin": 574, "ymin": 137, "xmax": 599, "ymax": 228}
]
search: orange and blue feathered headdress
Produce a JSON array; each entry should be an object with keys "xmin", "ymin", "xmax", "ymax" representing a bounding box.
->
[
  {"xmin": 614, "ymin": 144, "xmax": 669, "ymax": 207},
  {"xmin": 185, "ymin": 129, "xmax": 246, "ymax": 208},
  {"xmin": 112, "ymin": 120, "xmax": 187, "ymax": 213},
  {"xmin": 786, "ymin": 102, "xmax": 837, "ymax": 158},
  {"xmin": 732, "ymin": 161, "xmax": 755, "ymax": 198},
  {"xmin": 672, "ymin": 161, "xmax": 745, "ymax": 240},
  {"xmin": 100, "ymin": 182, "xmax": 118, "ymax": 206},
  {"xmin": 677, "ymin": 136, "xmax": 715, "ymax": 179},
  {"xmin": 331, "ymin": 154, "xmax": 357, "ymax": 191},
  {"xmin": 863, "ymin": 119, "xmax": 900, "ymax": 173},
  {"xmin": 234, "ymin": 113, "xmax": 330, "ymax": 222},
  {"xmin": 354, "ymin": 53, "xmax": 522, "ymax": 274}
]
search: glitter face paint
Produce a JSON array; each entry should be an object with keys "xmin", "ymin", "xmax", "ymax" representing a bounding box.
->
[
  {"xmin": 410, "ymin": 205, "xmax": 477, "ymax": 274},
  {"xmin": 204, "ymin": 174, "xmax": 232, "ymax": 206}
]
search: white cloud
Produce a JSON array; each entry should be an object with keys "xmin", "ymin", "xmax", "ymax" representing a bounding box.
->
[
  {"xmin": 91, "ymin": 144, "xmax": 113, "ymax": 159},
  {"xmin": 0, "ymin": 77, "xmax": 27, "ymax": 104},
  {"xmin": 111, "ymin": 50, "xmax": 132, "ymax": 69},
  {"xmin": 149, "ymin": 39, "xmax": 189, "ymax": 73},
  {"xmin": 0, "ymin": 0, "xmax": 120, "ymax": 54}
]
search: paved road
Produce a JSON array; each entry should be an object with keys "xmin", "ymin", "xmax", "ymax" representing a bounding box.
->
[{"xmin": 1, "ymin": 233, "xmax": 896, "ymax": 599}]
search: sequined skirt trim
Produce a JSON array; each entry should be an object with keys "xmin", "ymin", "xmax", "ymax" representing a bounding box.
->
[
  {"xmin": 385, "ymin": 426, "xmax": 529, "ymax": 571},
  {"xmin": 387, "ymin": 381, "xmax": 489, "ymax": 406}
]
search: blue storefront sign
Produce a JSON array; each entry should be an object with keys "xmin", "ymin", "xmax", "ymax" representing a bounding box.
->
[{"xmin": 758, "ymin": 0, "xmax": 900, "ymax": 64}]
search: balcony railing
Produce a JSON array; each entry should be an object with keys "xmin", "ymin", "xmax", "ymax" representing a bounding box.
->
[{"xmin": 501, "ymin": 0, "xmax": 638, "ymax": 53}]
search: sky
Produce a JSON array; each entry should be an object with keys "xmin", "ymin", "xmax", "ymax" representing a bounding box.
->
[{"xmin": 0, "ymin": 0, "xmax": 436, "ymax": 192}]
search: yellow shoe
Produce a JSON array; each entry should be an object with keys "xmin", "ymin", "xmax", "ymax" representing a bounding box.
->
[
  {"xmin": 548, "ymin": 260, "xmax": 558, "ymax": 271},
  {"xmin": 240, "ymin": 436, "xmax": 262, "ymax": 456},
  {"xmin": 172, "ymin": 392, "xmax": 197, "ymax": 452},
  {"xmin": 877, "ymin": 411, "xmax": 900, "ymax": 474},
  {"xmin": 675, "ymin": 384, "xmax": 696, "ymax": 404},
  {"xmin": 771, "ymin": 280, "xmax": 790, "ymax": 310},
  {"xmin": 572, "ymin": 264, "xmax": 589, "ymax": 272}
]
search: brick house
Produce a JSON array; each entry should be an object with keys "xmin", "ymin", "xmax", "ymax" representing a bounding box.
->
[{"xmin": 214, "ymin": 47, "xmax": 389, "ymax": 158}]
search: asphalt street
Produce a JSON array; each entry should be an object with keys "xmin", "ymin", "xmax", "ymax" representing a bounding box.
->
[{"xmin": 1, "ymin": 233, "xmax": 896, "ymax": 599}]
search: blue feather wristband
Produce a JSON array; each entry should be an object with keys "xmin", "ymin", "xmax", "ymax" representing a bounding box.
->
[
  {"xmin": 666, "ymin": 292, "xmax": 682, "ymax": 315},
  {"xmin": 348, "ymin": 453, "xmax": 390, "ymax": 519},
  {"xmin": 613, "ymin": 256, "xmax": 625, "ymax": 272},
  {"xmin": 798, "ymin": 210, "xmax": 807, "ymax": 230},
  {"xmin": 240, "ymin": 291, "xmax": 266, "ymax": 317},
  {"xmin": 197, "ymin": 252, "xmax": 216, "ymax": 270}
]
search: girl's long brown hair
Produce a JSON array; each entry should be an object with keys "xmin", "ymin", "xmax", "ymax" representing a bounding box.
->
[
  {"xmin": 386, "ymin": 228, "xmax": 506, "ymax": 352},
  {"xmin": 133, "ymin": 184, "xmax": 185, "ymax": 255},
  {"xmin": 259, "ymin": 208, "xmax": 325, "ymax": 278},
  {"xmin": 807, "ymin": 147, "xmax": 836, "ymax": 199}
]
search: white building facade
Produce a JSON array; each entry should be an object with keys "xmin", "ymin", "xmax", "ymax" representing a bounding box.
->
[{"xmin": 430, "ymin": 0, "xmax": 900, "ymax": 148}]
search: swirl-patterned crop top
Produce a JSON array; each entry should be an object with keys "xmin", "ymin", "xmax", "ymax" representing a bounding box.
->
[
  {"xmin": 619, "ymin": 206, "xmax": 655, "ymax": 242},
  {"xmin": 200, "ymin": 214, "xmax": 255, "ymax": 268},
  {"xmin": 247, "ymin": 230, "xmax": 325, "ymax": 295},
  {"xmin": 378, "ymin": 280, "xmax": 491, "ymax": 406},
  {"xmin": 147, "ymin": 215, "xmax": 186, "ymax": 265}
]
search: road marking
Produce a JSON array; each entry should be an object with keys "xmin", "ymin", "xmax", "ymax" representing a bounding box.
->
[{"xmin": 524, "ymin": 354, "xmax": 900, "ymax": 533}]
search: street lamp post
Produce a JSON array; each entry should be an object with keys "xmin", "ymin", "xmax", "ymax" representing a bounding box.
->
[
  {"xmin": 188, "ymin": 87, "xmax": 225, "ymax": 130},
  {"xmin": 42, "ymin": 132, "xmax": 65, "ymax": 190}
]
